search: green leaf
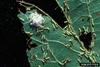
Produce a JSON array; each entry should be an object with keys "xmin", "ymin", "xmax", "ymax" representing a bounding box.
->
[
  {"xmin": 56, "ymin": 0, "xmax": 100, "ymax": 63},
  {"xmin": 17, "ymin": 0, "xmax": 100, "ymax": 67},
  {"xmin": 18, "ymin": 8, "xmax": 81, "ymax": 67}
]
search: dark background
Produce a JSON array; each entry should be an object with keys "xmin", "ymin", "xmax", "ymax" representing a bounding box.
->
[{"xmin": 0, "ymin": 0, "xmax": 65, "ymax": 67}]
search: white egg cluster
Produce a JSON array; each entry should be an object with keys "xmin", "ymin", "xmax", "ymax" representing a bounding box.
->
[{"xmin": 29, "ymin": 11, "xmax": 44, "ymax": 28}]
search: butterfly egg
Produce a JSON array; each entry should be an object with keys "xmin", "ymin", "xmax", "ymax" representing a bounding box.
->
[{"xmin": 29, "ymin": 11, "xmax": 45, "ymax": 28}]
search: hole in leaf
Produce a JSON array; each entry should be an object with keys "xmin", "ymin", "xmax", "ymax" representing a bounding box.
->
[
  {"xmin": 28, "ymin": 43, "xmax": 38, "ymax": 50},
  {"xmin": 27, "ymin": 39, "xmax": 38, "ymax": 50},
  {"xmin": 79, "ymin": 32, "xmax": 92, "ymax": 50}
]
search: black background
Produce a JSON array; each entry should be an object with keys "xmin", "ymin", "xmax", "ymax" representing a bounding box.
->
[{"xmin": 0, "ymin": 0, "xmax": 65, "ymax": 67}]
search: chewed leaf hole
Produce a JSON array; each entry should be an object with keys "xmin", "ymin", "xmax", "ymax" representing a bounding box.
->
[
  {"xmin": 27, "ymin": 39, "xmax": 38, "ymax": 50},
  {"xmin": 79, "ymin": 32, "xmax": 92, "ymax": 50}
]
